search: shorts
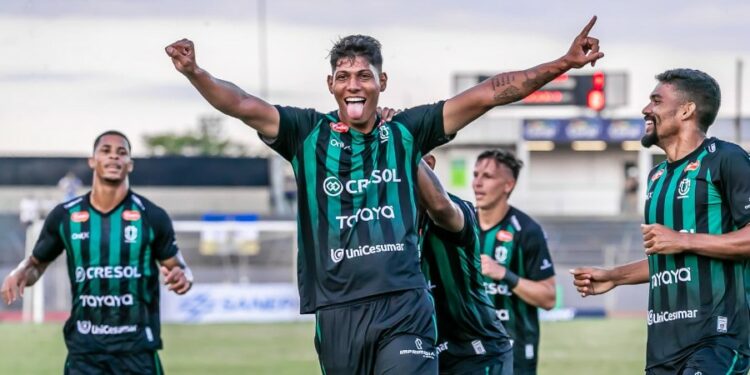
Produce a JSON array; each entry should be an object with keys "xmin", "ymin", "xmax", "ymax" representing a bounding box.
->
[
  {"xmin": 512, "ymin": 340, "xmax": 539, "ymax": 375},
  {"xmin": 64, "ymin": 351, "xmax": 163, "ymax": 375},
  {"xmin": 646, "ymin": 344, "xmax": 749, "ymax": 375},
  {"xmin": 439, "ymin": 347, "xmax": 513, "ymax": 375},
  {"xmin": 314, "ymin": 288, "xmax": 438, "ymax": 375}
]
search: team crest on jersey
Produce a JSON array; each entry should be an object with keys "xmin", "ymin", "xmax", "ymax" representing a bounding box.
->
[
  {"xmin": 378, "ymin": 124, "xmax": 390, "ymax": 143},
  {"xmin": 650, "ymin": 169, "xmax": 665, "ymax": 182},
  {"xmin": 685, "ymin": 161, "xmax": 700, "ymax": 171},
  {"xmin": 122, "ymin": 210, "xmax": 141, "ymax": 221},
  {"xmin": 124, "ymin": 225, "xmax": 138, "ymax": 243},
  {"xmin": 494, "ymin": 246, "xmax": 509, "ymax": 263},
  {"xmin": 678, "ymin": 178, "xmax": 691, "ymax": 198},
  {"xmin": 330, "ymin": 122, "xmax": 349, "ymax": 133},
  {"xmin": 496, "ymin": 230, "xmax": 513, "ymax": 242},
  {"xmin": 71, "ymin": 211, "xmax": 90, "ymax": 223}
]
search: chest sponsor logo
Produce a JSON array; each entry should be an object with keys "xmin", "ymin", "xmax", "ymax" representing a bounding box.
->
[
  {"xmin": 651, "ymin": 169, "xmax": 664, "ymax": 182},
  {"xmin": 496, "ymin": 230, "xmax": 513, "ymax": 242},
  {"xmin": 330, "ymin": 242, "xmax": 405, "ymax": 263},
  {"xmin": 323, "ymin": 169, "xmax": 402, "ymax": 197},
  {"xmin": 71, "ymin": 211, "xmax": 90, "ymax": 223},
  {"xmin": 494, "ymin": 246, "xmax": 509, "ymax": 263},
  {"xmin": 329, "ymin": 122, "xmax": 349, "ymax": 133},
  {"xmin": 651, "ymin": 267, "xmax": 692, "ymax": 289},
  {"xmin": 378, "ymin": 124, "xmax": 390, "ymax": 144},
  {"xmin": 336, "ymin": 205, "xmax": 395, "ymax": 229},
  {"xmin": 124, "ymin": 225, "xmax": 138, "ymax": 243},
  {"xmin": 122, "ymin": 210, "xmax": 141, "ymax": 221},
  {"xmin": 685, "ymin": 160, "xmax": 700, "ymax": 171},
  {"xmin": 76, "ymin": 320, "xmax": 137, "ymax": 335},
  {"xmin": 75, "ymin": 266, "xmax": 142, "ymax": 283},
  {"xmin": 484, "ymin": 282, "xmax": 512, "ymax": 297},
  {"xmin": 329, "ymin": 138, "xmax": 351, "ymax": 151},
  {"xmin": 399, "ymin": 337, "xmax": 436, "ymax": 359},
  {"xmin": 540, "ymin": 258, "xmax": 553, "ymax": 270},
  {"xmin": 79, "ymin": 294, "xmax": 134, "ymax": 307},
  {"xmin": 71, "ymin": 232, "xmax": 89, "ymax": 241},
  {"xmin": 677, "ymin": 179, "xmax": 691, "ymax": 199},
  {"xmin": 647, "ymin": 309, "xmax": 698, "ymax": 325}
]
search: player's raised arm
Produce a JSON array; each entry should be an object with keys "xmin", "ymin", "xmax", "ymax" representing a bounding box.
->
[
  {"xmin": 1, "ymin": 256, "xmax": 50, "ymax": 305},
  {"xmin": 417, "ymin": 158, "xmax": 464, "ymax": 232},
  {"xmin": 443, "ymin": 16, "xmax": 604, "ymax": 135},
  {"xmin": 165, "ymin": 39, "xmax": 281, "ymax": 138}
]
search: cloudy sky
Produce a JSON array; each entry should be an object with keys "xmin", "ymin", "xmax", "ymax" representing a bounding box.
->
[{"xmin": 1, "ymin": 0, "xmax": 748, "ymax": 155}]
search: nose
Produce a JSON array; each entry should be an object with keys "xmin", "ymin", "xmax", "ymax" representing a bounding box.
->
[
  {"xmin": 346, "ymin": 76, "xmax": 361, "ymax": 92},
  {"xmin": 641, "ymin": 102, "xmax": 651, "ymax": 116}
]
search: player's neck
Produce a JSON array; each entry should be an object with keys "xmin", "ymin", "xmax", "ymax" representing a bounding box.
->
[
  {"xmin": 339, "ymin": 112, "xmax": 378, "ymax": 134},
  {"xmin": 478, "ymin": 201, "xmax": 510, "ymax": 231},
  {"xmin": 660, "ymin": 127, "xmax": 706, "ymax": 163},
  {"xmin": 90, "ymin": 179, "xmax": 130, "ymax": 213}
]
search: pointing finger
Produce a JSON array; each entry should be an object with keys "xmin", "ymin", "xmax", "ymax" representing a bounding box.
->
[{"xmin": 578, "ymin": 15, "xmax": 598, "ymax": 38}]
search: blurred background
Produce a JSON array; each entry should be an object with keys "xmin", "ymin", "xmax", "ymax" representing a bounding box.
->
[{"xmin": 1, "ymin": 0, "xmax": 749, "ymax": 373}]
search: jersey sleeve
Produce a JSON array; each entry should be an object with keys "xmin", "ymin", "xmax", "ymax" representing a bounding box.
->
[
  {"xmin": 148, "ymin": 206, "xmax": 179, "ymax": 261},
  {"xmin": 392, "ymin": 101, "xmax": 453, "ymax": 154},
  {"xmin": 719, "ymin": 145, "xmax": 750, "ymax": 228},
  {"xmin": 31, "ymin": 205, "xmax": 66, "ymax": 263},
  {"xmin": 520, "ymin": 227, "xmax": 556, "ymax": 281},
  {"xmin": 428, "ymin": 197, "xmax": 478, "ymax": 246},
  {"xmin": 259, "ymin": 106, "xmax": 319, "ymax": 161}
]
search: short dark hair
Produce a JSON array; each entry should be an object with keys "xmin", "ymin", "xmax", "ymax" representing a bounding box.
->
[
  {"xmin": 93, "ymin": 130, "xmax": 131, "ymax": 153},
  {"xmin": 477, "ymin": 149, "xmax": 523, "ymax": 180},
  {"xmin": 655, "ymin": 69, "xmax": 721, "ymax": 132},
  {"xmin": 329, "ymin": 35, "xmax": 383, "ymax": 72}
]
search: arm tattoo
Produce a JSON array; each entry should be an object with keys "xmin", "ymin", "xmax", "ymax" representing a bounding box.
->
[
  {"xmin": 493, "ymin": 86, "xmax": 522, "ymax": 102},
  {"xmin": 521, "ymin": 68, "xmax": 560, "ymax": 91}
]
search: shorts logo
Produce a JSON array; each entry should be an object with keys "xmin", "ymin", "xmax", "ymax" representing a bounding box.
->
[
  {"xmin": 415, "ymin": 338, "xmax": 423, "ymax": 350},
  {"xmin": 494, "ymin": 246, "xmax": 508, "ymax": 263},
  {"xmin": 122, "ymin": 210, "xmax": 141, "ymax": 221},
  {"xmin": 471, "ymin": 340, "xmax": 486, "ymax": 355},
  {"xmin": 124, "ymin": 225, "xmax": 138, "ymax": 243},
  {"xmin": 496, "ymin": 230, "xmax": 513, "ymax": 242},
  {"xmin": 71, "ymin": 211, "xmax": 89, "ymax": 223},
  {"xmin": 525, "ymin": 344, "xmax": 535, "ymax": 359},
  {"xmin": 717, "ymin": 316, "xmax": 728, "ymax": 333},
  {"xmin": 495, "ymin": 309, "xmax": 510, "ymax": 321},
  {"xmin": 330, "ymin": 122, "xmax": 349, "ymax": 133},
  {"xmin": 323, "ymin": 176, "xmax": 344, "ymax": 197},
  {"xmin": 331, "ymin": 248, "xmax": 345, "ymax": 263}
]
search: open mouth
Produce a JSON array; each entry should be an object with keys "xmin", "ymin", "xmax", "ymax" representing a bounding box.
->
[
  {"xmin": 644, "ymin": 116, "xmax": 655, "ymax": 131},
  {"xmin": 344, "ymin": 97, "xmax": 366, "ymax": 119}
]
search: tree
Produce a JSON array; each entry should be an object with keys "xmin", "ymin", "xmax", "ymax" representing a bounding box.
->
[{"xmin": 143, "ymin": 116, "xmax": 247, "ymax": 156}]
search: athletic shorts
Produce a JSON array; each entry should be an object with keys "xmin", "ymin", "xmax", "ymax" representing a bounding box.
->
[
  {"xmin": 512, "ymin": 340, "xmax": 539, "ymax": 375},
  {"xmin": 646, "ymin": 344, "xmax": 749, "ymax": 375},
  {"xmin": 439, "ymin": 346, "xmax": 513, "ymax": 375},
  {"xmin": 314, "ymin": 288, "xmax": 438, "ymax": 375},
  {"xmin": 64, "ymin": 351, "xmax": 163, "ymax": 375}
]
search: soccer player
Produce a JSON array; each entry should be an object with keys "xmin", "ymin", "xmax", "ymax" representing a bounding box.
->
[
  {"xmin": 472, "ymin": 149, "xmax": 556, "ymax": 375},
  {"xmin": 1, "ymin": 131, "xmax": 193, "ymax": 375},
  {"xmin": 165, "ymin": 16, "xmax": 602, "ymax": 374},
  {"xmin": 417, "ymin": 155, "xmax": 513, "ymax": 375},
  {"xmin": 572, "ymin": 69, "xmax": 750, "ymax": 374}
]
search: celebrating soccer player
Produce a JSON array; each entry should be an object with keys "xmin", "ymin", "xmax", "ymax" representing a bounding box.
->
[
  {"xmin": 472, "ymin": 149, "xmax": 557, "ymax": 375},
  {"xmin": 166, "ymin": 16, "xmax": 602, "ymax": 374},
  {"xmin": 1, "ymin": 131, "xmax": 193, "ymax": 374},
  {"xmin": 417, "ymin": 155, "xmax": 513, "ymax": 374},
  {"xmin": 571, "ymin": 69, "xmax": 750, "ymax": 374}
]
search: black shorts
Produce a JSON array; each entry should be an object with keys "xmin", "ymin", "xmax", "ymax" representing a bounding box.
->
[
  {"xmin": 314, "ymin": 288, "xmax": 438, "ymax": 375},
  {"xmin": 646, "ymin": 344, "xmax": 749, "ymax": 375},
  {"xmin": 439, "ymin": 346, "xmax": 513, "ymax": 375},
  {"xmin": 64, "ymin": 351, "xmax": 163, "ymax": 375},
  {"xmin": 512, "ymin": 340, "xmax": 539, "ymax": 375}
]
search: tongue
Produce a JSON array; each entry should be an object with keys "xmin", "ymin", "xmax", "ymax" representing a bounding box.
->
[{"xmin": 346, "ymin": 102, "xmax": 365, "ymax": 119}]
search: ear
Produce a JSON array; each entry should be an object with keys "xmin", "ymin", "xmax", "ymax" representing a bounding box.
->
[
  {"xmin": 680, "ymin": 102, "xmax": 696, "ymax": 121},
  {"xmin": 88, "ymin": 157, "xmax": 96, "ymax": 170},
  {"xmin": 379, "ymin": 72, "xmax": 388, "ymax": 92},
  {"xmin": 126, "ymin": 159, "xmax": 134, "ymax": 174},
  {"xmin": 504, "ymin": 179, "xmax": 516, "ymax": 194},
  {"xmin": 327, "ymin": 75, "xmax": 334, "ymax": 94}
]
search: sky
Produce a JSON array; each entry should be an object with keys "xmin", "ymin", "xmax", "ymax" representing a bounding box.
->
[{"xmin": 1, "ymin": 0, "xmax": 749, "ymax": 156}]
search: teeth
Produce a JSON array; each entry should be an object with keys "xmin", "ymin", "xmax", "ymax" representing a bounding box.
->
[{"xmin": 345, "ymin": 98, "xmax": 365, "ymax": 103}]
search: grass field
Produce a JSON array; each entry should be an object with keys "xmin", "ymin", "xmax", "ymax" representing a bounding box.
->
[{"xmin": 0, "ymin": 318, "xmax": 646, "ymax": 374}]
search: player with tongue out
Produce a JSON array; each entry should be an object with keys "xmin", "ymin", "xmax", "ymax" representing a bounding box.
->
[{"xmin": 166, "ymin": 16, "xmax": 603, "ymax": 375}]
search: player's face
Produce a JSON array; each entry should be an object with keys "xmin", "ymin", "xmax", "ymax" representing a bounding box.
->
[
  {"xmin": 327, "ymin": 55, "xmax": 387, "ymax": 130},
  {"xmin": 641, "ymin": 83, "xmax": 683, "ymax": 148},
  {"xmin": 89, "ymin": 135, "xmax": 133, "ymax": 184},
  {"xmin": 472, "ymin": 158, "xmax": 515, "ymax": 210}
]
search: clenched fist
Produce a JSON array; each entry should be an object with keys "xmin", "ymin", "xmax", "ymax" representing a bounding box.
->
[{"xmin": 165, "ymin": 39, "xmax": 200, "ymax": 76}]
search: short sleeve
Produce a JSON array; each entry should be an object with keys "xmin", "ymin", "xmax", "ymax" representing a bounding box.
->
[
  {"xmin": 392, "ymin": 101, "xmax": 453, "ymax": 154},
  {"xmin": 259, "ymin": 106, "xmax": 319, "ymax": 161},
  {"xmin": 148, "ymin": 207, "xmax": 179, "ymax": 261},
  {"xmin": 719, "ymin": 145, "xmax": 750, "ymax": 228},
  {"xmin": 428, "ymin": 197, "xmax": 478, "ymax": 246},
  {"xmin": 32, "ymin": 205, "xmax": 66, "ymax": 263},
  {"xmin": 521, "ymin": 227, "xmax": 556, "ymax": 281}
]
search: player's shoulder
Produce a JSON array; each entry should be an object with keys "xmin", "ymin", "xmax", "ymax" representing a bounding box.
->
[
  {"xmin": 508, "ymin": 206, "xmax": 546, "ymax": 238},
  {"xmin": 129, "ymin": 191, "xmax": 170, "ymax": 220},
  {"xmin": 391, "ymin": 101, "xmax": 445, "ymax": 123},
  {"xmin": 706, "ymin": 137, "xmax": 749, "ymax": 160}
]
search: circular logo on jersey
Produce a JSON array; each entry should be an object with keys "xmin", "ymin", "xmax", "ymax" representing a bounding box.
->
[
  {"xmin": 323, "ymin": 176, "xmax": 344, "ymax": 197},
  {"xmin": 330, "ymin": 248, "xmax": 345, "ymax": 263},
  {"xmin": 678, "ymin": 178, "xmax": 691, "ymax": 196},
  {"xmin": 71, "ymin": 211, "xmax": 90, "ymax": 223},
  {"xmin": 75, "ymin": 267, "xmax": 85, "ymax": 283}
]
